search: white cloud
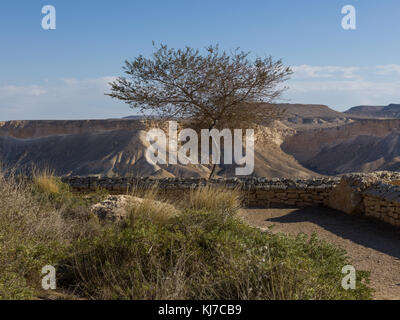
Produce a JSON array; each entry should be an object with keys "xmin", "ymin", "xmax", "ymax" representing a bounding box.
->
[
  {"xmin": 375, "ymin": 64, "xmax": 400, "ymax": 75},
  {"xmin": 292, "ymin": 64, "xmax": 400, "ymax": 80},
  {"xmin": 292, "ymin": 65, "xmax": 361, "ymax": 80},
  {"xmin": 0, "ymin": 77, "xmax": 131, "ymax": 121},
  {"xmin": 284, "ymin": 79, "xmax": 400, "ymax": 111},
  {"xmin": 282, "ymin": 64, "xmax": 400, "ymax": 110},
  {"xmin": 0, "ymin": 85, "xmax": 47, "ymax": 97}
]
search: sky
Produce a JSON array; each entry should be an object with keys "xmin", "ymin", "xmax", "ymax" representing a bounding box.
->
[{"xmin": 0, "ymin": 0, "xmax": 400, "ymax": 120}]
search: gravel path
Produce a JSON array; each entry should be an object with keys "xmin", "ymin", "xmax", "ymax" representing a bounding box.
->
[{"xmin": 239, "ymin": 207, "xmax": 400, "ymax": 300}]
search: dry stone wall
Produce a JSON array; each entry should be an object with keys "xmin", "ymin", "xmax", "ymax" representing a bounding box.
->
[
  {"xmin": 61, "ymin": 172, "xmax": 400, "ymax": 228},
  {"xmin": 363, "ymin": 182, "xmax": 400, "ymax": 227},
  {"xmin": 62, "ymin": 176, "xmax": 340, "ymax": 207}
]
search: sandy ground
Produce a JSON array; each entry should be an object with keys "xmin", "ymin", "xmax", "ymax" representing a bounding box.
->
[{"xmin": 238, "ymin": 206, "xmax": 400, "ymax": 300}]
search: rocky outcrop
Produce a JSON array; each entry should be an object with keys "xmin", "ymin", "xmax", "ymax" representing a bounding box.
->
[
  {"xmin": 90, "ymin": 195, "xmax": 178, "ymax": 222},
  {"xmin": 303, "ymin": 133, "xmax": 400, "ymax": 174},
  {"xmin": 91, "ymin": 195, "xmax": 138, "ymax": 222}
]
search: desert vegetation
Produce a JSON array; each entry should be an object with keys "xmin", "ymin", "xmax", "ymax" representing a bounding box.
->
[{"xmin": 0, "ymin": 169, "xmax": 373, "ymax": 300}]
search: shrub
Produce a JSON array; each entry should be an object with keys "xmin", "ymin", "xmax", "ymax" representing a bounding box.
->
[
  {"xmin": 65, "ymin": 209, "xmax": 372, "ymax": 300},
  {"xmin": 64, "ymin": 187, "xmax": 373, "ymax": 300},
  {"xmin": 32, "ymin": 169, "xmax": 108, "ymax": 212},
  {"xmin": 0, "ymin": 171, "xmax": 69, "ymax": 299},
  {"xmin": 0, "ymin": 170, "xmax": 106, "ymax": 299}
]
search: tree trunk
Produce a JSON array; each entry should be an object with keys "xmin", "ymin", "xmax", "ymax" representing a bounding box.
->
[
  {"xmin": 208, "ymin": 163, "xmax": 217, "ymax": 179},
  {"xmin": 207, "ymin": 121, "xmax": 218, "ymax": 180}
]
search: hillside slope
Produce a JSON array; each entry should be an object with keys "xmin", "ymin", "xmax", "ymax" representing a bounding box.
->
[
  {"xmin": 264, "ymin": 103, "xmax": 351, "ymax": 129},
  {"xmin": 2, "ymin": 103, "xmax": 400, "ymax": 178},
  {"xmin": 0, "ymin": 127, "xmax": 315, "ymax": 178},
  {"xmin": 304, "ymin": 133, "xmax": 400, "ymax": 174},
  {"xmin": 344, "ymin": 104, "xmax": 400, "ymax": 118}
]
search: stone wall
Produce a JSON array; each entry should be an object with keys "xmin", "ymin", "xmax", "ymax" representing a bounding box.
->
[
  {"xmin": 61, "ymin": 176, "xmax": 339, "ymax": 207},
  {"xmin": 61, "ymin": 172, "xmax": 400, "ymax": 228},
  {"xmin": 363, "ymin": 182, "xmax": 400, "ymax": 227}
]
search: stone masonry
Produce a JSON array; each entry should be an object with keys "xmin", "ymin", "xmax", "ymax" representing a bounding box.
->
[{"xmin": 61, "ymin": 172, "xmax": 400, "ymax": 228}]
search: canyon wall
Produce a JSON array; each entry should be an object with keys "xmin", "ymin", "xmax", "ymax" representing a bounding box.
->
[
  {"xmin": 0, "ymin": 120, "xmax": 316, "ymax": 178},
  {"xmin": 282, "ymin": 118, "xmax": 400, "ymax": 162},
  {"xmin": 2, "ymin": 118, "xmax": 400, "ymax": 177},
  {"xmin": 0, "ymin": 119, "xmax": 148, "ymax": 139}
]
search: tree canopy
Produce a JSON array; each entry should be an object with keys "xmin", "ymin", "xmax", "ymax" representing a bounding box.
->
[{"xmin": 107, "ymin": 44, "xmax": 292, "ymax": 130}]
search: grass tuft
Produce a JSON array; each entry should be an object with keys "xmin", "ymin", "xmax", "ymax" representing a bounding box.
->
[
  {"xmin": 33, "ymin": 169, "xmax": 61, "ymax": 195},
  {"xmin": 188, "ymin": 185, "xmax": 242, "ymax": 216}
]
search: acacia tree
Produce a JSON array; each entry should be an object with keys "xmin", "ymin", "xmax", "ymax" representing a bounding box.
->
[{"xmin": 107, "ymin": 43, "xmax": 292, "ymax": 177}]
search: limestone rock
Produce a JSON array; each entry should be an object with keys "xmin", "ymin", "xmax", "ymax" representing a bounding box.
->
[
  {"xmin": 91, "ymin": 195, "xmax": 178, "ymax": 222},
  {"xmin": 91, "ymin": 195, "xmax": 141, "ymax": 222}
]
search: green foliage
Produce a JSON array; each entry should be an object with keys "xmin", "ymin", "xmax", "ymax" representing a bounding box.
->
[
  {"xmin": 66, "ymin": 209, "xmax": 373, "ymax": 300},
  {"xmin": 31, "ymin": 174, "xmax": 109, "ymax": 212},
  {"xmin": 0, "ymin": 174, "xmax": 70, "ymax": 299},
  {"xmin": 0, "ymin": 174, "xmax": 373, "ymax": 300},
  {"xmin": 108, "ymin": 43, "xmax": 292, "ymax": 131},
  {"xmin": 0, "ymin": 172, "xmax": 107, "ymax": 299}
]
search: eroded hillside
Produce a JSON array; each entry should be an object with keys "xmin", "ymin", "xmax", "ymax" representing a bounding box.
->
[
  {"xmin": 282, "ymin": 118, "xmax": 400, "ymax": 174},
  {"xmin": 1, "ymin": 103, "xmax": 400, "ymax": 177},
  {"xmin": 0, "ymin": 120, "xmax": 315, "ymax": 178}
]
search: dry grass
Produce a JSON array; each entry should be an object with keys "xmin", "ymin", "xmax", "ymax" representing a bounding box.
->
[
  {"xmin": 126, "ymin": 187, "xmax": 179, "ymax": 226},
  {"xmin": 33, "ymin": 168, "xmax": 60, "ymax": 194},
  {"xmin": 188, "ymin": 185, "xmax": 242, "ymax": 215},
  {"xmin": 0, "ymin": 170, "xmax": 69, "ymax": 299}
]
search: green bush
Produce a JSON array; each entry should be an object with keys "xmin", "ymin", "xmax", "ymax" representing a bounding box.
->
[
  {"xmin": 0, "ymin": 170, "xmax": 106, "ymax": 299},
  {"xmin": 65, "ymin": 209, "xmax": 373, "ymax": 300},
  {"xmin": 31, "ymin": 173, "xmax": 108, "ymax": 212},
  {"xmin": 0, "ymin": 173, "xmax": 69, "ymax": 299}
]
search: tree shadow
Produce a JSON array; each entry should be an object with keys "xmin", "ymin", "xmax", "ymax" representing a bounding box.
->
[{"xmin": 266, "ymin": 207, "xmax": 400, "ymax": 260}]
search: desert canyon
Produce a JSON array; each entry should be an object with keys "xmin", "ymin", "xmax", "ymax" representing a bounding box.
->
[{"xmin": 1, "ymin": 103, "xmax": 400, "ymax": 178}]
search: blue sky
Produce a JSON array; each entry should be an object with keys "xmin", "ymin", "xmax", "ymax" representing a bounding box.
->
[{"xmin": 1, "ymin": 0, "xmax": 400, "ymax": 120}]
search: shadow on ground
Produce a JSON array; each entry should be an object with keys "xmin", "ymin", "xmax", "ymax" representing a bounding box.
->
[{"xmin": 265, "ymin": 207, "xmax": 400, "ymax": 260}]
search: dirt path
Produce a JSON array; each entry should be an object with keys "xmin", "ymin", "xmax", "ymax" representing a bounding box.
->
[{"xmin": 238, "ymin": 207, "xmax": 400, "ymax": 300}]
